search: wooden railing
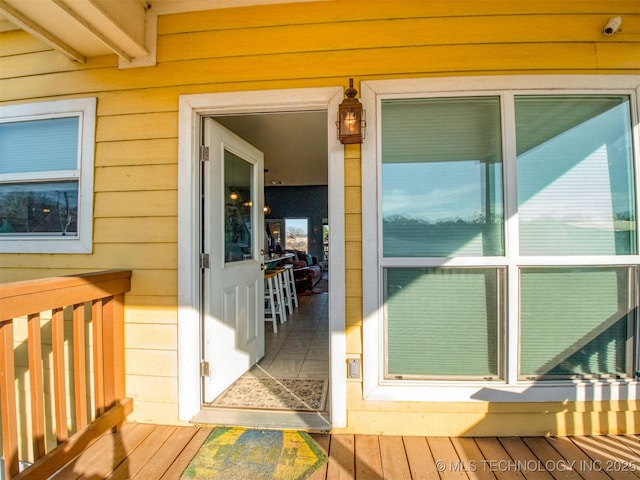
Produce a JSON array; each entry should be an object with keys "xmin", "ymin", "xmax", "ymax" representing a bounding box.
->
[{"xmin": 0, "ymin": 270, "xmax": 132, "ymax": 479}]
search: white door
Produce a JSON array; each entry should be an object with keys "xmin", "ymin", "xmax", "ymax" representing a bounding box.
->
[{"xmin": 202, "ymin": 118, "xmax": 265, "ymax": 403}]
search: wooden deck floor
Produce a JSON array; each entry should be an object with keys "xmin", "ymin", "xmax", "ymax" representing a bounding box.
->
[{"xmin": 48, "ymin": 422, "xmax": 640, "ymax": 479}]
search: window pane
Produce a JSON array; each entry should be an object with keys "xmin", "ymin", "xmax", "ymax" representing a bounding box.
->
[
  {"xmin": 0, "ymin": 117, "xmax": 79, "ymax": 174},
  {"xmin": 224, "ymin": 150, "xmax": 253, "ymax": 262},
  {"xmin": 516, "ymin": 96, "xmax": 636, "ymax": 255},
  {"xmin": 285, "ymin": 218, "xmax": 308, "ymax": 251},
  {"xmin": 385, "ymin": 268, "xmax": 502, "ymax": 378},
  {"xmin": 381, "ymin": 97, "xmax": 504, "ymax": 257},
  {"xmin": 0, "ymin": 182, "xmax": 78, "ymax": 235},
  {"xmin": 520, "ymin": 267, "xmax": 635, "ymax": 378}
]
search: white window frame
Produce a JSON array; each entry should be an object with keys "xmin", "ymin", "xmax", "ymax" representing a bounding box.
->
[
  {"xmin": 362, "ymin": 75, "xmax": 640, "ymax": 403},
  {"xmin": 0, "ymin": 98, "xmax": 96, "ymax": 254}
]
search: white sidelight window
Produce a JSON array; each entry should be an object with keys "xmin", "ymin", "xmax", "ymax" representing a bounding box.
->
[
  {"xmin": 362, "ymin": 77, "xmax": 639, "ymax": 401},
  {"xmin": 0, "ymin": 98, "xmax": 96, "ymax": 253}
]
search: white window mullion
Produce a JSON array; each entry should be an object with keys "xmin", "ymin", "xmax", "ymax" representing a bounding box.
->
[{"xmin": 502, "ymin": 92, "xmax": 520, "ymax": 385}]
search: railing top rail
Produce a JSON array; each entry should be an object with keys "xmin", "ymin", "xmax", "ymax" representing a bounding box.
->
[{"xmin": 0, "ymin": 270, "xmax": 132, "ymax": 320}]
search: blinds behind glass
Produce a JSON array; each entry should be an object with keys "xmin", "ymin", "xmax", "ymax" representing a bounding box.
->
[
  {"xmin": 520, "ymin": 267, "xmax": 630, "ymax": 378},
  {"xmin": 381, "ymin": 97, "xmax": 504, "ymax": 257},
  {"xmin": 516, "ymin": 96, "xmax": 635, "ymax": 255},
  {"xmin": 385, "ymin": 268, "xmax": 500, "ymax": 378},
  {"xmin": 0, "ymin": 117, "xmax": 79, "ymax": 175}
]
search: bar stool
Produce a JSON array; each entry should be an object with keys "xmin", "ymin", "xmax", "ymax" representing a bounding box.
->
[
  {"xmin": 265, "ymin": 269, "xmax": 286, "ymax": 332},
  {"xmin": 280, "ymin": 265, "xmax": 295, "ymax": 314},
  {"xmin": 283, "ymin": 264, "xmax": 298, "ymax": 309}
]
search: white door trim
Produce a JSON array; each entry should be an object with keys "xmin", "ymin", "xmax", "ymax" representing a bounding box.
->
[{"xmin": 177, "ymin": 87, "xmax": 347, "ymax": 427}]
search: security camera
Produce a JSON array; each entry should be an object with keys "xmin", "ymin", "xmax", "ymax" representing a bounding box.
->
[{"xmin": 603, "ymin": 16, "xmax": 622, "ymax": 35}]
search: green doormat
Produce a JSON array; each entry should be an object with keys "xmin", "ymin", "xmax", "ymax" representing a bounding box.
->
[{"xmin": 181, "ymin": 427, "xmax": 328, "ymax": 480}]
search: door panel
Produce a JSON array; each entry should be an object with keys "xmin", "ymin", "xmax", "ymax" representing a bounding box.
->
[{"xmin": 203, "ymin": 118, "xmax": 265, "ymax": 403}]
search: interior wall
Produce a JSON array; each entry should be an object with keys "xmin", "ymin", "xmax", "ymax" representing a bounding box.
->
[{"xmin": 265, "ymin": 185, "xmax": 328, "ymax": 261}]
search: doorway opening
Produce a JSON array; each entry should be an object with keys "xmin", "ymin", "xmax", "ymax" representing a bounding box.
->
[
  {"xmin": 196, "ymin": 111, "xmax": 330, "ymax": 430},
  {"xmin": 177, "ymin": 87, "xmax": 346, "ymax": 431}
]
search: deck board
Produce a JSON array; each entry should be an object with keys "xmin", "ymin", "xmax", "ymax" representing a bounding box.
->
[
  {"xmin": 521, "ymin": 437, "xmax": 583, "ymax": 480},
  {"xmin": 379, "ymin": 435, "xmax": 411, "ymax": 479},
  {"xmin": 326, "ymin": 434, "xmax": 356, "ymax": 480},
  {"xmin": 450, "ymin": 437, "xmax": 496, "ymax": 480},
  {"xmin": 45, "ymin": 423, "xmax": 640, "ymax": 480},
  {"xmin": 545, "ymin": 436, "xmax": 612, "ymax": 480},
  {"xmin": 427, "ymin": 437, "xmax": 468, "ymax": 480},
  {"xmin": 475, "ymin": 437, "xmax": 527, "ymax": 480},
  {"xmin": 159, "ymin": 427, "xmax": 213, "ymax": 480},
  {"xmin": 354, "ymin": 435, "xmax": 383, "ymax": 479},
  {"xmin": 497, "ymin": 437, "xmax": 553, "ymax": 480},
  {"xmin": 133, "ymin": 426, "xmax": 203, "ymax": 480},
  {"xmin": 404, "ymin": 436, "xmax": 441, "ymax": 480}
]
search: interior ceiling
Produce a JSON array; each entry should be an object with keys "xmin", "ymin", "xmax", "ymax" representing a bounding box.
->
[
  {"xmin": 214, "ymin": 112, "xmax": 328, "ymax": 187},
  {"xmin": 0, "ymin": 0, "xmax": 329, "ymax": 186}
]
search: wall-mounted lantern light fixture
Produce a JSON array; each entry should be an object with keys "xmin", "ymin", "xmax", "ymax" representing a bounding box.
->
[{"xmin": 337, "ymin": 78, "xmax": 365, "ymax": 144}]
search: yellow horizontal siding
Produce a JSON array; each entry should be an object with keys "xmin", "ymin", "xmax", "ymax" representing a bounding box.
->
[
  {"xmin": 1, "ymin": 0, "xmax": 639, "ymax": 432},
  {"xmin": 95, "ymin": 165, "xmax": 177, "ymax": 192},
  {"xmin": 160, "ymin": 0, "xmax": 639, "ymax": 34},
  {"xmin": 157, "ymin": 15, "xmax": 638, "ymax": 63},
  {"xmin": 96, "ymin": 139, "xmax": 177, "ymax": 165},
  {"xmin": 3, "ymin": 42, "xmax": 639, "ymax": 102},
  {"xmin": 94, "ymin": 217, "xmax": 177, "ymax": 243},
  {"xmin": 94, "ymin": 191, "xmax": 176, "ymax": 217},
  {"xmin": 0, "ymin": 47, "xmax": 115, "ymax": 80},
  {"xmin": 96, "ymin": 112, "xmax": 177, "ymax": 142}
]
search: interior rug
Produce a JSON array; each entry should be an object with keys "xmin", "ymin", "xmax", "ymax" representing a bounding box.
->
[
  {"xmin": 181, "ymin": 427, "xmax": 328, "ymax": 480},
  {"xmin": 209, "ymin": 377, "xmax": 328, "ymax": 412}
]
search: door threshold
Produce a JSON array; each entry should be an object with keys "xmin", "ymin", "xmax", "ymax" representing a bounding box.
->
[{"xmin": 191, "ymin": 407, "xmax": 331, "ymax": 433}]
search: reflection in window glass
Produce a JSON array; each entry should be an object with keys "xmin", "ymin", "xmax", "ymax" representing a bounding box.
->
[
  {"xmin": 520, "ymin": 267, "xmax": 635, "ymax": 378},
  {"xmin": 0, "ymin": 182, "xmax": 78, "ymax": 235},
  {"xmin": 516, "ymin": 96, "xmax": 636, "ymax": 255},
  {"xmin": 385, "ymin": 268, "xmax": 502, "ymax": 378},
  {"xmin": 381, "ymin": 97, "xmax": 504, "ymax": 257},
  {"xmin": 224, "ymin": 150, "xmax": 253, "ymax": 263}
]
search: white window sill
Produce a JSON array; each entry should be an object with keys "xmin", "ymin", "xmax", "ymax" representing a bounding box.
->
[{"xmin": 365, "ymin": 379, "xmax": 640, "ymax": 403}]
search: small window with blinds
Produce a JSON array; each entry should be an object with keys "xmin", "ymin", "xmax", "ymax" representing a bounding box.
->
[{"xmin": 0, "ymin": 98, "xmax": 95, "ymax": 253}]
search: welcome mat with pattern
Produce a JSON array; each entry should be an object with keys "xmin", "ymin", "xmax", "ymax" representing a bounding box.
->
[
  {"xmin": 209, "ymin": 377, "xmax": 328, "ymax": 412},
  {"xmin": 181, "ymin": 427, "xmax": 328, "ymax": 480}
]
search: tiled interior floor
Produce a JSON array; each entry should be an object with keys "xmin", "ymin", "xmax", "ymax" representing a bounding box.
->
[
  {"xmin": 198, "ymin": 275, "xmax": 331, "ymax": 427},
  {"xmin": 244, "ymin": 281, "xmax": 329, "ymax": 382}
]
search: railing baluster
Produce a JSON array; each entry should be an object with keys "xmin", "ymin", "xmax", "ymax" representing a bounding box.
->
[
  {"xmin": 1, "ymin": 319, "xmax": 19, "ymax": 479},
  {"xmin": 27, "ymin": 313, "xmax": 46, "ymax": 460},
  {"xmin": 51, "ymin": 307, "xmax": 68, "ymax": 444},
  {"xmin": 102, "ymin": 296, "xmax": 115, "ymax": 410},
  {"xmin": 112, "ymin": 294, "xmax": 125, "ymax": 403},
  {"xmin": 73, "ymin": 303, "xmax": 88, "ymax": 431},
  {"xmin": 92, "ymin": 298, "xmax": 105, "ymax": 416}
]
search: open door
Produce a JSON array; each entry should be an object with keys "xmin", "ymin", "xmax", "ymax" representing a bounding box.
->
[{"xmin": 202, "ymin": 118, "xmax": 265, "ymax": 403}]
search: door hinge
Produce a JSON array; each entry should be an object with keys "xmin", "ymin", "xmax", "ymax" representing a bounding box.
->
[
  {"xmin": 200, "ymin": 361, "xmax": 210, "ymax": 377},
  {"xmin": 200, "ymin": 253, "xmax": 210, "ymax": 269},
  {"xmin": 200, "ymin": 145, "xmax": 209, "ymax": 162}
]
